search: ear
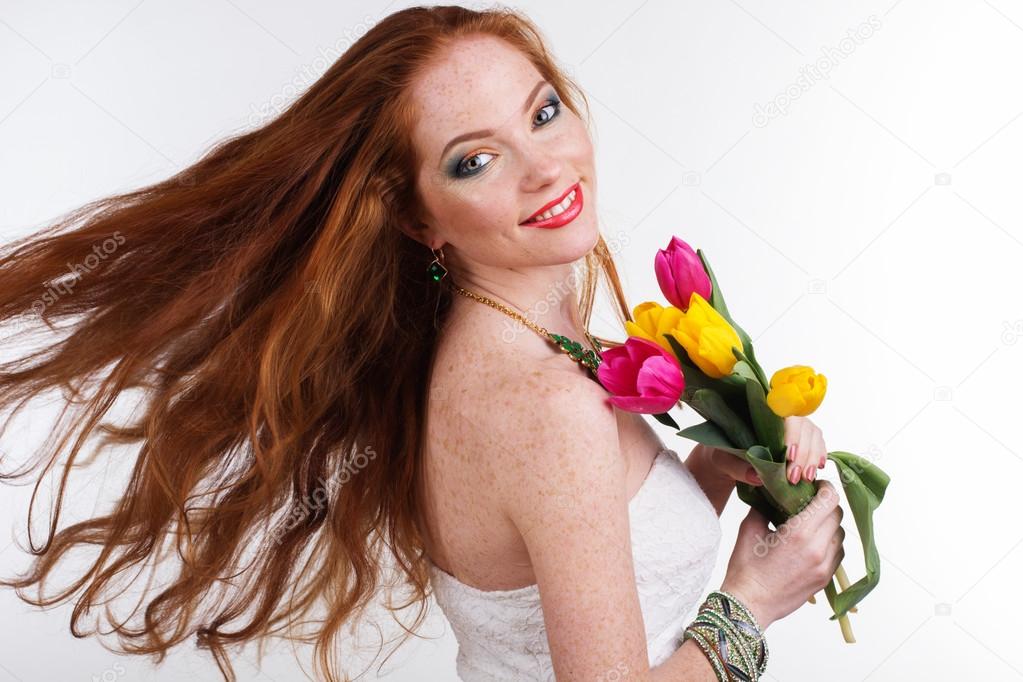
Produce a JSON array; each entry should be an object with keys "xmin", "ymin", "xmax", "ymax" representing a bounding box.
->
[
  {"xmin": 396, "ymin": 216, "xmax": 428, "ymax": 246},
  {"xmin": 399, "ymin": 218, "xmax": 447, "ymax": 256}
]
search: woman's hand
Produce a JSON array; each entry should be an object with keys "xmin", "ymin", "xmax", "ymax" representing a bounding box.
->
[
  {"xmin": 702, "ymin": 445, "xmax": 766, "ymax": 488},
  {"xmin": 783, "ymin": 415, "xmax": 827, "ymax": 484},
  {"xmin": 702, "ymin": 416, "xmax": 827, "ymax": 487}
]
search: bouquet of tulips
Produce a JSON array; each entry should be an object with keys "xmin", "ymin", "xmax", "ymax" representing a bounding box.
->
[{"xmin": 596, "ymin": 236, "xmax": 890, "ymax": 643}]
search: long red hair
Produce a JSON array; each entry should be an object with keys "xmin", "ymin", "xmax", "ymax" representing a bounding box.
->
[{"xmin": 0, "ymin": 5, "xmax": 632, "ymax": 681}]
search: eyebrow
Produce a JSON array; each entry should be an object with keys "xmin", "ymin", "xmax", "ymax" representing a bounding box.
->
[{"xmin": 438, "ymin": 79, "xmax": 549, "ymax": 161}]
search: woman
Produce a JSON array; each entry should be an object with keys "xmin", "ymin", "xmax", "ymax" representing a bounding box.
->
[{"xmin": 0, "ymin": 5, "xmax": 844, "ymax": 681}]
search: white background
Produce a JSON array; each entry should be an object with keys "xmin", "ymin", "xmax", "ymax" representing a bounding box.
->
[{"xmin": 2, "ymin": 1, "xmax": 1022, "ymax": 680}]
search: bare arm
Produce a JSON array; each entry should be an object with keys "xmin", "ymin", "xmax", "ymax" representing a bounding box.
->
[
  {"xmin": 484, "ymin": 368, "xmax": 722, "ymax": 680},
  {"xmin": 494, "ymin": 372, "xmax": 652, "ymax": 679},
  {"xmin": 651, "ymin": 580, "xmax": 774, "ymax": 681},
  {"xmin": 650, "ymin": 639, "xmax": 724, "ymax": 681},
  {"xmin": 646, "ymin": 445, "xmax": 769, "ymax": 679},
  {"xmin": 684, "ymin": 443, "xmax": 736, "ymax": 517}
]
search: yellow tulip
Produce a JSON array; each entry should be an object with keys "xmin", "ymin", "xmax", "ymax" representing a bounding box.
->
[
  {"xmin": 665, "ymin": 293, "xmax": 743, "ymax": 379},
  {"xmin": 766, "ymin": 365, "xmax": 827, "ymax": 417},
  {"xmin": 624, "ymin": 301, "xmax": 685, "ymax": 355}
]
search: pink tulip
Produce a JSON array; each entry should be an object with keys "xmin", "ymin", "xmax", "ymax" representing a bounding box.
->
[
  {"xmin": 597, "ymin": 337, "xmax": 685, "ymax": 414},
  {"xmin": 654, "ymin": 236, "xmax": 712, "ymax": 312}
]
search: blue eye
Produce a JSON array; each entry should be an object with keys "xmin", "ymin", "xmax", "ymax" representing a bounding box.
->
[
  {"xmin": 452, "ymin": 96, "xmax": 563, "ymax": 178},
  {"xmin": 533, "ymin": 97, "xmax": 561, "ymax": 127}
]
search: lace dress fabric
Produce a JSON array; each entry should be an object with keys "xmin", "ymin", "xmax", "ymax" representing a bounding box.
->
[{"xmin": 427, "ymin": 446, "xmax": 723, "ymax": 681}]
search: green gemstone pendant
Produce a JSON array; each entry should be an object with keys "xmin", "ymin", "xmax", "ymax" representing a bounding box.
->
[{"xmin": 549, "ymin": 333, "xmax": 602, "ymax": 374}]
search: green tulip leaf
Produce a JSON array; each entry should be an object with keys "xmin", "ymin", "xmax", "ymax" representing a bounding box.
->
[
  {"xmin": 677, "ymin": 422, "xmax": 787, "ymax": 525},
  {"xmin": 686, "ymin": 389, "xmax": 757, "ymax": 450},
  {"xmin": 652, "ymin": 410, "xmax": 680, "ymax": 430},
  {"xmin": 824, "ymin": 450, "xmax": 891, "ymax": 620},
  {"xmin": 676, "ymin": 419, "xmax": 747, "ymax": 457},
  {"xmin": 731, "ymin": 360, "xmax": 760, "ymax": 385},
  {"xmin": 732, "ymin": 347, "xmax": 770, "ymax": 393},
  {"xmin": 704, "ymin": 444, "xmax": 816, "ymax": 526},
  {"xmin": 741, "ymin": 444, "xmax": 816, "ymax": 518},
  {"xmin": 744, "ymin": 376, "xmax": 786, "ymax": 461},
  {"xmin": 735, "ymin": 482, "xmax": 789, "ymax": 528}
]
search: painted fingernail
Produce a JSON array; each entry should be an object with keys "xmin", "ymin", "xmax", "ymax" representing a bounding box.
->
[
  {"xmin": 819, "ymin": 455, "xmax": 826, "ymax": 469},
  {"xmin": 789, "ymin": 464, "xmax": 801, "ymax": 484},
  {"xmin": 807, "ymin": 466, "xmax": 816, "ymax": 481}
]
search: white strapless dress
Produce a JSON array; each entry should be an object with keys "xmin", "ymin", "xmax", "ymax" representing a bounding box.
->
[{"xmin": 427, "ymin": 446, "xmax": 723, "ymax": 681}]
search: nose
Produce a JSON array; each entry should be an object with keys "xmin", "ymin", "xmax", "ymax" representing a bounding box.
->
[{"xmin": 519, "ymin": 143, "xmax": 563, "ymax": 194}]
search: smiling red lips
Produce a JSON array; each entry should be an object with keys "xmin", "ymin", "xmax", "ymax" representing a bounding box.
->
[{"xmin": 520, "ymin": 182, "xmax": 583, "ymax": 229}]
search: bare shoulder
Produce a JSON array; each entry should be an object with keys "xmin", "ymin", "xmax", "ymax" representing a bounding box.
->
[
  {"xmin": 487, "ymin": 361, "xmax": 622, "ymax": 512},
  {"xmin": 430, "ymin": 328, "xmax": 624, "ymax": 522},
  {"xmin": 461, "ymin": 358, "xmax": 652, "ymax": 677},
  {"xmin": 434, "ymin": 338, "xmax": 621, "ymax": 503},
  {"xmin": 429, "ymin": 314, "xmax": 652, "ymax": 674},
  {"xmin": 430, "ymin": 310, "xmax": 620, "ymax": 508}
]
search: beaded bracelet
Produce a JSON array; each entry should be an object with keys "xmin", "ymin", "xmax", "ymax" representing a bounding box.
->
[
  {"xmin": 706, "ymin": 590, "xmax": 769, "ymax": 675},
  {"xmin": 681, "ymin": 590, "xmax": 769, "ymax": 681},
  {"xmin": 695, "ymin": 590, "xmax": 768, "ymax": 678},
  {"xmin": 683, "ymin": 625, "xmax": 731, "ymax": 680},
  {"xmin": 688, "ymin": 590, "xmax": 768, "ymax": 679},
  {"xmin": 684, "ymin": 620, "xmax": 756, "ymax": 681},
  {"xmin": 692, "ymin": 610, "xmax": 759, "ymax": 677}
]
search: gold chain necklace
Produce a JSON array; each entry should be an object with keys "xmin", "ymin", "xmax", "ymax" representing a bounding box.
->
[{"xmin": 447, "ymin": 282, "xmax": 603, "ymax": 377}]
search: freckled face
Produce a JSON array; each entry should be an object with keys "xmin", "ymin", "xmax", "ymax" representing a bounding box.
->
[{"xmin": 409, "ymin": 35, "xmax": 598, "ymax": 269}]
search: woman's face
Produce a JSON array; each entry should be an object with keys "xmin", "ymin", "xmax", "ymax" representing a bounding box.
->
[{"xmin": 408, "ymin": 35, "xmax": 598, "ymax": 273}]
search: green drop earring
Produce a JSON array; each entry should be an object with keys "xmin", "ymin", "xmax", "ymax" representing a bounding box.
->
[{"xmin": 427, "ymin": 246, "xmax": 448, "ymax": 283}]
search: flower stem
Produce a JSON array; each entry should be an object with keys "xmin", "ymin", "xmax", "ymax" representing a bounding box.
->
[
  {"xmin": 835, "ymin": 563, "xmax": 857, "ymax": 613},
  {"xmin": 824, "ymin": 574, "xmax": 856, "ymax": 643}
]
